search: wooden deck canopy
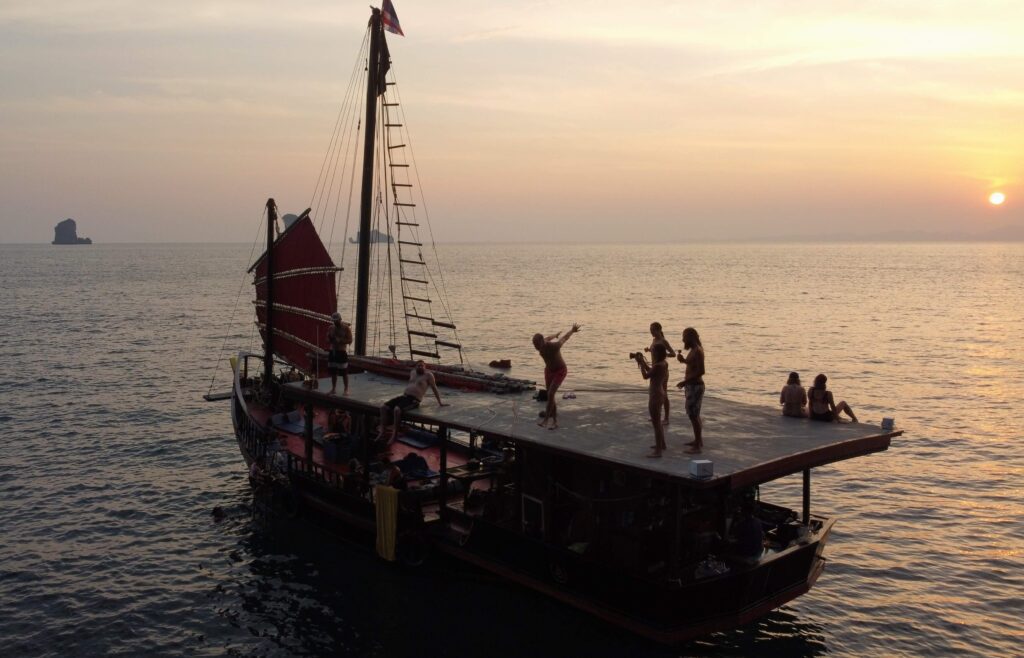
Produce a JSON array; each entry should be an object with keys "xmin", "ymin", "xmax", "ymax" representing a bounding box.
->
[{"xmin": 283, "ymin": 371, "xmax": 899, "ymax": 490}]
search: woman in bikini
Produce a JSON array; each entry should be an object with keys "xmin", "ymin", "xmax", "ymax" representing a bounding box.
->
[
  {"xmin": 636, "ymin": 343, "xmax": 669, "ymax": 457},
  {"xmin": 808, "ymin": 373, "xmax": 858, "ymax": 423},
  {"xmin": 645, "ymin": 322, "xmax": 676, "ymax": 426}
]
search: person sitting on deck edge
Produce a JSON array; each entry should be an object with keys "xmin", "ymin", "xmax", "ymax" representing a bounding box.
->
[
  {"xmin": 533, "ymin": 323, "xmax": 581, "ymax": 430},
  {"xmin": 635, "ymin": 343, "xmax": 669, "ymax": 458},
  {"xmin": 675, "ymin": 327, "xmax": 706, "ymax": 453},
  {"xmin": 377, "ymin": 360, "xmax": 449, "ymax": 442},
  {"xmin": 808, "ymin": 373, "xmax": 858, "ymax": 423},
  {"xmin": 780, "ymin": 371, "xmax": 808, "ymax": 418}
]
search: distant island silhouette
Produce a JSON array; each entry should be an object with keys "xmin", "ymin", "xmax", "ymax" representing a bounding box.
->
[
  {"xmin": 52, "ymin": 218, "xmax": 92, "ymax": 245},
  {"xmin": 350, "ymin": 229, "xmax": 393, "ymax": 244}
]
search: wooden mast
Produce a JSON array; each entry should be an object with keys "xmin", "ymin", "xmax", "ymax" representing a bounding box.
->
[
  {"xmin": 264, "ymin": 198, "xmax": 277, "ymax": 385},
  {"xmin": 354, "ymin": 8, "xmax": 383, "ymax": 356}
]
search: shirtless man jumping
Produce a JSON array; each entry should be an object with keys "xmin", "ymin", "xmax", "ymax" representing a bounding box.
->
[
  {"xmin": 377, "ymin": 360, "xmax": 449, "ymax": 441},
  {"xmin": 635, "ymin": 343, "xmax": 669, "ymax": 458},
  {"xmin": 675, "ymin": 327, "xmax": 706, "ymax": 453},
  {"xmin": 533, "ymin": 323, "xmax": 581, "ymax": 429}
]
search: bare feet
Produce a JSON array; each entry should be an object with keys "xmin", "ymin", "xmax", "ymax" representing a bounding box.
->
[
  {"xmin": 328, "ymin": 388, "xmax": 336, "ymax": 395},
  {"xmin": 662, "ymin": 418, "xmax": 669, "ymax": 426},
  {"xmin": 548, "ymin": 423, "xmax": 559, "ymax": 430},
  {"xmin": 343, "ymin": 389, "xmax": 350, "ymax": 396},
  {"xmin": 685, "ymin": 445, "xmax": 703, "ymax": 454},
  {"xmin": 646, "ymin": 449, "xmax": 663, "ymax": 458}
]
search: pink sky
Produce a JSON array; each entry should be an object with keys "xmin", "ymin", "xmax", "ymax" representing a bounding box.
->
[{"xmin": 0, "ymin": 1, "xmax": 1021, "ymax": 242}]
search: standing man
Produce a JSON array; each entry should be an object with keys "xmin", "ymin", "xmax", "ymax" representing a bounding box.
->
[
  {"xmin": 675, "ymin": 327, "xmax": 705, "ymax": 453},
  {"xmin": 327, "ymin": 312, "xmax": 353, "ymax": 395},
  {"xmin": 533, "ymin": 323, "xmax": 581, "ymax": 429},
  {"xmin": 377, "ymin": 360, "xmax": 449, "ymax": 441},
  {"xmin": 635, "ymin": 343, "xmax": 669, "ymax": 458}
]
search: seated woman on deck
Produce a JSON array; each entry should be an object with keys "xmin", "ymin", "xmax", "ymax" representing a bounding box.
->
[
  {"xmin": 807, "ymin": 373, "xmax": 858, "ymax": 423},
  {"xmin": 780, "ymin": 372, "xmax": 808, "ymax": 418}
]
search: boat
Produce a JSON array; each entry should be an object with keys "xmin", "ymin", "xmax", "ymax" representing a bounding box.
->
[{"xmin": 214, "ymin": 5, "xmax": 901, "ymax": 643}]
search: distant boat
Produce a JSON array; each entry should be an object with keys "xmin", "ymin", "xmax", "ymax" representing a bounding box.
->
[{"xmin": 349, "ymin": 229, "xmax": 393, "ymax": 244}]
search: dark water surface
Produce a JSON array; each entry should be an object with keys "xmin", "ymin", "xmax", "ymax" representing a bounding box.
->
[{"xmin": 0, "ymin": 242, "xmax": 1021, "ymax": 657}]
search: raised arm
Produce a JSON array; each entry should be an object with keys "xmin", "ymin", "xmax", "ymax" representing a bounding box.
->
[{"xmin": 556, "ymin": 323, "xmax": 581, "ymax": 347}]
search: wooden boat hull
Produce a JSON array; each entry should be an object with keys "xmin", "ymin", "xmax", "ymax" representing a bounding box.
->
[
  {"xmin": 430, "ymin": 514, "xmax": 833, "ymax": 643},
  {"xmin": 229, "ymin": 360, "xmax": 844, "ymax": 643}
]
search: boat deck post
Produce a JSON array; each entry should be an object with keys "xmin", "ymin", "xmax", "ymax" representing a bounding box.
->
[
  {"xmin": 304, "ymin": 402, "xmax": 315, "ymax": 472},
  {"xmin": 671, "ymin": 484, "xmax": 683, "ymax": 574},
  {"xmin": 802, "ymin": 468, "xmax": 811, "ymax": 524},
  {"xmin": 438, "ymin": 424, "xmax": 449, "ymax": 520}
]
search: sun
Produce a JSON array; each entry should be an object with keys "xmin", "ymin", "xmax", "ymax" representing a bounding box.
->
[{"xmin": 989, "ymin": 192, "xmax": 1006, "ymax": 205}]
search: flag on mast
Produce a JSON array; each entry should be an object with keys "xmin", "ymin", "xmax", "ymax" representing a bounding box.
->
[{"xmin": 382, "ymin": 0, "xmax": 404, "ymax": 36}]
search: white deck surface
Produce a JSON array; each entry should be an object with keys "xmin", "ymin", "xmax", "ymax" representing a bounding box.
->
[{"xmin": 285, "ymin": 372, "xmax": 897, "ymax": 488}]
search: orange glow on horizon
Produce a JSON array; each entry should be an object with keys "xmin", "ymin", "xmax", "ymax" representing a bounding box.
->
[{"xmin": 989, "ymin": 192, "xmax": 1006, "ymax": 205}]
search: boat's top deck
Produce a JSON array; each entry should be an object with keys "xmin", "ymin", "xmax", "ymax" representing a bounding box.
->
[{"xmin": 283, "ymin": 371, "xmax": 898, "ymax": 490}]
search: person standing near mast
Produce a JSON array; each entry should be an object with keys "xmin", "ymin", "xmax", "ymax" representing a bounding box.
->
[{"xmin": 327, "ymin": 312, "xmax": 353, "ymax": 395}]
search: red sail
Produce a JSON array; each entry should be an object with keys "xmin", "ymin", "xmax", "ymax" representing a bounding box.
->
[{"xmin": 251, "ymin": 216, "xmax": 340, "ymax": 374}]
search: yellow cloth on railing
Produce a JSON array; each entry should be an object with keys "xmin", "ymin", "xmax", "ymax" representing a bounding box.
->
[{"xmin": 375, "ymin": 485, "xmax": 399, "ymax": 561}]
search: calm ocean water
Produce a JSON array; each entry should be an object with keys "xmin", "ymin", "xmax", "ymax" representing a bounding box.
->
[{"xmin": 0, "ymin": 241, "xmax": 1021, "ymax": 657}]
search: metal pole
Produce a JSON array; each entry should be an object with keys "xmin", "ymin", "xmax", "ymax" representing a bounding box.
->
[
  {"xmin": 354, "ymin": 8, "xmax": 382, "ymax": 356},
  {"xmin": 304, "ymin": 402, "xmax": 315, "ymax": 472},
  {"xmin": 264, "ymin": 198, "xmax": 277, "ymax": 385},
  {"xmin": 802, "ymin": 468, "xmax": 811, "ymax": 524}
]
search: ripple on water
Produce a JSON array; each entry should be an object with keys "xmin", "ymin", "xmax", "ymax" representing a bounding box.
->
[{"xmin": 0, "ymin": 243, "xmax": 1022, "ymax": 656}]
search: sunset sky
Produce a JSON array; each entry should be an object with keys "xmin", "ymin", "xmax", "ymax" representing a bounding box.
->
[{"xmin": 1, "ymin": 0, "xmax": 1021, "ymax": 243}]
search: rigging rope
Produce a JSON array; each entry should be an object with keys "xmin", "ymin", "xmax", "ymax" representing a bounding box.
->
[
  {"xmin": 390, "ymin": 66, "xmax": 464, "ymax": 365},
  {"xmin": 312, "ymin": 29, "xmax": 369, "ymax": 235},
  {"xmin": 206, "ymin": 205, "xmax": 268, "ymax": 394}
]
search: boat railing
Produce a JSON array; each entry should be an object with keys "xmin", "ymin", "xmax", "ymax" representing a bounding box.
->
[
  {"xmin": 286, "ymin": 452, "xmax": 346, "ymax": 490},
  {"xmin": 233, "ymin": 391, "xmax": 274, "ymax": 462}
]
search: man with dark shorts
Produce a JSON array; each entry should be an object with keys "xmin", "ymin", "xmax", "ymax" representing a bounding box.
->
[
  {"xmin": 327, "ymin": 312, "xmax": 353, "ymax": 395},
  {"xmin": 377, "ymin": 360, "xmax": 449, "ymax": 441},
  {"xmin": 533, "ymin": 323, "xmax": 581, "ymax": 429},
  {"xmin": 675, "ymin": 327, "xmax": 706, "ymax": 453}
]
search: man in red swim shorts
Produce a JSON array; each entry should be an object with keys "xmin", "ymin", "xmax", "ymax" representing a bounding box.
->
[{"xmin": 532, "ymin": 323, "xmax": 581, "ymax": 429}]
